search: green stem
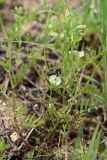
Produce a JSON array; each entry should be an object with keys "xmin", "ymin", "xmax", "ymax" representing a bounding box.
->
[{"xmin": 102, "ymin": 0, "xmax": 107, "ymax": 103}]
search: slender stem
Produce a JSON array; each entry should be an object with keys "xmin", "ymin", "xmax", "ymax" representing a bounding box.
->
[{"xmin": 102, "ymin": 0, "xmax": 107, "ymax": 103}]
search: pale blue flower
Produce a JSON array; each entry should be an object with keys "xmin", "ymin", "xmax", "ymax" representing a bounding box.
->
[{"xmin": 49, "ymin": 75, "xmax": 61, "ymax": 86}]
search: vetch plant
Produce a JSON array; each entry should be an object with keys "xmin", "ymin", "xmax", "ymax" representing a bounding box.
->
[
  {"xmin": 0, "ymin": 6, "xmax": 44, "ymax": 151},
  {"xmin": 0, "ymin": 0, "xmax": 106, "ymax": 159}
]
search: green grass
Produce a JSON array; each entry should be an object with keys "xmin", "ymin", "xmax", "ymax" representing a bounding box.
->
[{"xmin": 102, "ymin": 0, "xmax": 107, "ymax": 104}]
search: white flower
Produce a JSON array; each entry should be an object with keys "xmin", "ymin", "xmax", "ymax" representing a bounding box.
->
[
  {"xmin": 74, "ymin": 50, "xmax": 84, "ymax": 58},
  {"xmin": 76, "ymin": 25, "xmax": 86, "ymax": 29},
  {"xmin": 49, "ymin": 75, "xmax": 61, "ymax": 86},
  {"xmin": 60, "ymin": 33, "xmax": 64, "ymax": 39},
  {"xmin": 48, "ymin": 24, "xmax": 53, "ymax": 29},
  {"xmin": 50, "ymin": 31, "xmax": 58, "ymax": 37}
]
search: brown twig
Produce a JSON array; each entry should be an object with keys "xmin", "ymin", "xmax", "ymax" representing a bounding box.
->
[
  {"xmin": 74, "ymin": 67, "xmax": 85, "ymax": 97},
  {"xmin": 18, "ymin": 128, "xmax": 35, "ymax": 150}
]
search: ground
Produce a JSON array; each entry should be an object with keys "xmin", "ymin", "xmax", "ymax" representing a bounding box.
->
[{"xmin": 0, "ymin": 0, "xmax": 107, "ymax": 160}]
